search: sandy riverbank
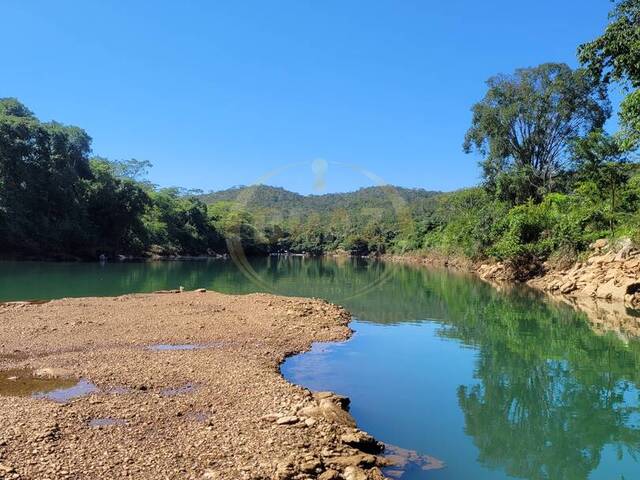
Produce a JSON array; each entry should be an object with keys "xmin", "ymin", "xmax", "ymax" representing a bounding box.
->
[{"xmin": 0, "ymin": 291, "xmax": 392, "ymax": 480}]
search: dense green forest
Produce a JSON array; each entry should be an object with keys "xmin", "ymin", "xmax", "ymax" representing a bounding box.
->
[
  {"xmin": 0, "ymin": 99, "xmax": 226, "ymax": 259},
  {"xmin": 1, "ymin": 0, "xmax": 639, "ymax": 266}
]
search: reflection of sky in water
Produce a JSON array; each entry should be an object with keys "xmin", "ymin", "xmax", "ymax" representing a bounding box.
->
[
  {"xmin": 283, "ymin": 319, "xmax": 640, "ymax": 480},
  {"xmin": 33, "ymin": 379, "xmax": 97, "ymax": 402}
]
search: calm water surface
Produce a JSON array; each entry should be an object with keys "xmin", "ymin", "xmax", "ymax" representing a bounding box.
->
[{"xmin": 1, "ymin": 257, "xmax": 640, "ymax": 479}]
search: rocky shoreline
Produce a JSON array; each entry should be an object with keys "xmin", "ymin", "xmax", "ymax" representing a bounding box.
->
[
  {"xmin": 384, "ymin": 242, "xmax": 640, "ymax": 338},
  {"xmin": 477, "ymin": 239, "xmax": 640, "ymax": 322},
  {"xmin": 0, "ymin": 291, "xmax": 395, "ymax": 480},
  {"xmin": 525, "ymin": 239, "xmax": 640, "ymax": 306}
]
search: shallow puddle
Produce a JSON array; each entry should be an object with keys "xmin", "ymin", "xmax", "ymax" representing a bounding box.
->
[
  {"xmin": 0, "ymin": 369, "xmax": 97, "ymax": 402},
  {"xmin": 34, "ymin": 379, "xmax": 98, "ymax": 402},
  {"xmin": 105, "ymin": 385, "xmax": 131, "ymax": 395},
  {"xmin": 89, "ymin": 417, "xmax": 127, "ymax": 427}
]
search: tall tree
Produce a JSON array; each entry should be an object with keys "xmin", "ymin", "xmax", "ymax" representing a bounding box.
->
[
  {"xmin": 0, "ymin": 98, "xmax": 94, "ymax": 256},
  {"xmin": 464, "ymin": 63, "xmax": 610, "ymax": 204},
  {"xmin": 579, "ymin": 0, "xmax": 640, "ymax": 149},
  {"xmin": 571, "ymin": 130, "xmax": 631, "ymax": 233}
]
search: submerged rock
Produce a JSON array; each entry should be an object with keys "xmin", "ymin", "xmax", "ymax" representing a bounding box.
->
[{"xmin": 340, "ymin": 431, "xmax": 384, "ymax": 454}]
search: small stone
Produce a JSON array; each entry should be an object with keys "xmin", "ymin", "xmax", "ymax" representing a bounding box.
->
[
  {"xmin": 592, "ymin": 239, "xmax": 608, "ymax": 250},
  {"xmin": 299, "ymin": 458, "xmax": 321, "ymax": 473},
  {"xmin": 275, "ymin": 416, "xmax": 299, "ymax": 425},
  {"xmin": 340, "ymin": 431, "xmax": 383, "ymax": 454},
  {"xmin": 318, "ymin": 469, "xmax": 340, "ymax": 480},
  {"xmin": 343, "ymin": 466, "xmax": 368, "ymax": 480},
  {"xmin": 260, "ymin": 414, "xmax": 281, "ymax": 422}
]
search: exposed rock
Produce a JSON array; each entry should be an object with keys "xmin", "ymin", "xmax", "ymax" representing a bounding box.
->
[
  {"xmin": 274, "ymin": 459, "xmax": 297, "ymax": 480},
  {"xmin": 582, "ymin": 284, "xmax": 598, "ymax": 297},
  {"xmin": 315, "ymin": 391, "xmax": 350, "ymax": 408},
  {"xmin": 343, "ymin": 465, "xmax": 369, "ymax": 480},
  {"xmin": 595, "ymin": 279, "xmax": 640, "ymax": 302},
  {"xmin": 591, "ymin": 238, "xmax": 608, "ymax": 250},
  {"xmin": 559, "ymin": 281, "xmax": 577, "ymax": 294},
  {"xmin": 260, "ymin": 413, "xmax": 281, "ymax": 422},
  {"xmin": 33, "ymin": 367, "xmax": 73, "ymax": 379},
  {"xmin": 297, "ymin": 393, "xmax": 356, "ymax": 427},
  {"xmin": 326, "ymin": 453, "xmax": 377, "ymax": 469},
  {"xmin": 0, "ymin": 292, "xmax": 381, "ymax": 479},
  {"xmin": 0, "ymin": 463, "xmax": 16, "ymax": 474},
  {"xmin": 299, "ymin": 457, "xmax": 322, "ymax": 473},
  {"xmin": 527, "ymin": 237, "xmax": 640, "ymax": 310},
  {"xmin": 615, "ymin": 237, "xmax": 634, "ymax": 261},
  {"xmin": 340, "ymin": 431, "xmax": 384, "ymax": 454},
  {"xmin": 318, "ymin": 469, "xmax": 340, "ymax": 480},
  {"xmin": 275, "ymin": 415, "xmax": 299, "ymax": 425}
]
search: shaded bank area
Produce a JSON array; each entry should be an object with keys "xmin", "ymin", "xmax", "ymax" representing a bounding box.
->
[{"xmin": 0, "ymin": 291, "xmax": 392, "ymax": 480}]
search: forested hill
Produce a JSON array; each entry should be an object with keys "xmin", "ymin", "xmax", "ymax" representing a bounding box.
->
[{"xmin": 200, "ymin": 185, "xmax": 440, "ymax": 218}]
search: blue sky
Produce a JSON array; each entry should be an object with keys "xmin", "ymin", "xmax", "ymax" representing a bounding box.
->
[{"xmin": 1, "ymin": 1, "xmax": 619, "ymax": 194}]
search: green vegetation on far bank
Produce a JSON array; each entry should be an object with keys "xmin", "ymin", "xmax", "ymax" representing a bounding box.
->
[{"xmin": 1, "ymin": 0, "xmax": 639, "ymax": 267}]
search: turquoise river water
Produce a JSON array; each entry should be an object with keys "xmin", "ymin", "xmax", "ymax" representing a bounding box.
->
[{"xmin": 1, "ymin": 257, "xmax": 640, "ymax": 479}]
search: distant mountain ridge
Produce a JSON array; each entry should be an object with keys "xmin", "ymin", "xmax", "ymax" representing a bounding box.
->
[{"xmin": 199, "ymin": 185, "xmax": 440, "ymax": 215}]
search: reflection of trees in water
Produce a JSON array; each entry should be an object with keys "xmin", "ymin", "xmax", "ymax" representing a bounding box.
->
[
  {"xmin": 435, "ymin": 283, "xmax": 640, "ymax": 479},
  {"xmin": 237, "ymin": 258, "xmax": 640, "ymax": 479},
  {"xmin": 457, "ymin": 360, "xmax": 640, "ymax": 479}
]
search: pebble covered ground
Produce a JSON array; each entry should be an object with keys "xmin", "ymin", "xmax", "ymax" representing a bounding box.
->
[{"xmin": 0, "ymin": 291, "xmax": 391, "ymax": 480}]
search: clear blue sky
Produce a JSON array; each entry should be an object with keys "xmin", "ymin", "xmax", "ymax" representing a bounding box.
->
[{"xmin": 1, "ymin": 1, "xmax": 619, "ymax": 194}]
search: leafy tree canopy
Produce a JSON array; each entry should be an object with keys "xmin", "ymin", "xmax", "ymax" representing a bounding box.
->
[
  {"xmin": 579, "ymin": 0, "xmax": 640, "ymax": 149},
  {"xmin": 464, "ymin": 63, "xmax": 610, "ymax": 204},
  {"xmin": 578, "ymin": 0, "xmax": 640, "ymax": 88}
]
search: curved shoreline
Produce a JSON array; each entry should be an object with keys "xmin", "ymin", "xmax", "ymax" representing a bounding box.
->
[{"xmin": 0, "ymin": 291, "xmax": 391, "ymax": 479}]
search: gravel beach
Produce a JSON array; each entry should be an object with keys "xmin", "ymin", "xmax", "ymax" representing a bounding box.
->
[{"xmin": 0, "ymin": 291, "xmax": 391, "ymax": 480}]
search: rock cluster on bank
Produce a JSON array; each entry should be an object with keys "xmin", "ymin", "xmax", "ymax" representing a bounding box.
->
[
  {"xmin": 265, "ymin": 391, "xmax": 389, "ymax": 480},
  {"xmin": 475, "ymin": 238, "xmax": 640, "ymax": 338},
  {"xmin": 527, "ymin": 239, "xmax": 640, "ymax": 308}
]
